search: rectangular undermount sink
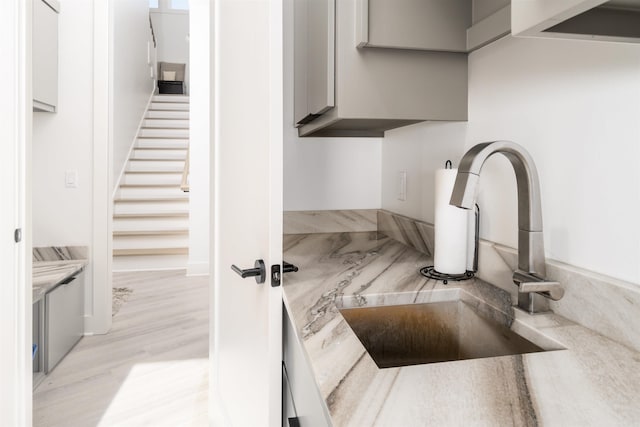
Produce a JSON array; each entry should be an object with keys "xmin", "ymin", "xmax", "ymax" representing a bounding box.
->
[{"xmin": 338, "ymin": 293, "xmax": 563, "ymax": 368}]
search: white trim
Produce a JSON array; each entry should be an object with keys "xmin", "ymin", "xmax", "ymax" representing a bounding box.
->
[
  {"xmin": 111, "ymin": 89, "xmax": 157, "ymax": 199},
  {"xmin": 88, "ymin": 0, "xmax": 113, "ymax": 335},
  {"xmin": 268, "ymin": 0, "xmax": 284, "ymax": 424},
  {"xmin": 0, "ymin": 0, "xmax": 31, "ymax": 424}
]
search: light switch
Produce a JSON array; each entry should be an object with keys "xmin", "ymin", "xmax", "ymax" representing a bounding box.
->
[
  {"xmin": 65, "ymin": 170, "xmax": 78, "ymax": 188},
  {"xmin": 398, "ymin": 171, "xmax": 407, "ymax": 201}
]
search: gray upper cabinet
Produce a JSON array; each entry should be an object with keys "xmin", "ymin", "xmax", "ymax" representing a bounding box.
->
[
  {"xmin": 294, "ymin": 0, "xmax": 335, "ymax": 125},
  {"xmin": 512, "ymin": 0, "xmax": 640, "ymax": 43},
  {"xmin": 295, "ymin": 0, "xmax": 469, "ymax": 137},
  {"xmin": 356, "ymin": 0, "xmax": 511, "ymax": 54},
  {"xmin": 33, "ymin": 0, "xmax": 60, "ymax": 113},
  {"xmin": 357, "ymin": 0, "xmax": 471, "ymax": 52},
  {"xmin": 468, "ymin": 0, "xmax": 511, "ymax": 51}
]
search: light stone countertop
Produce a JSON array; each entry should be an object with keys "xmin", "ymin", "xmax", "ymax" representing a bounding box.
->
[
  {"xmin": 283, "ymin": 232, "xmax": 640, "ymax": 426},
  {"xmin": 32, "ymin": 260, "xmax": 87, "ymax": 303}
]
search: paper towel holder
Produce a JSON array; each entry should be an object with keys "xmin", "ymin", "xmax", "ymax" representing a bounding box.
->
[{"xmin": 419, "ymin": 203, "xmax": 479, "ymax": 284}]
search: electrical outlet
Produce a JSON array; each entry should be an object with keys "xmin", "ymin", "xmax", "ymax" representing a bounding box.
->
[{"xmin": 398, "ymin": 171, "xmax": 407, "ymax": 201}]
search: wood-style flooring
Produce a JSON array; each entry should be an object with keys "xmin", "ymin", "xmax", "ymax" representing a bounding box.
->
[{"xmin": 33, "ymin": 270, "xmax": 209, "ymax": 427}]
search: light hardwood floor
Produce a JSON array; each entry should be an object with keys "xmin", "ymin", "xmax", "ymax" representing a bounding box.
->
[{"xmin": 33, "ymin": 270, "xmax": 209, "ymax": 427}]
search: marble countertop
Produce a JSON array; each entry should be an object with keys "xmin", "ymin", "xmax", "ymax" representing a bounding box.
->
[
  {"xmin": 283, "ymin": 232, "xmax": 640, "ymax": 426},
  {"xmin": 32, "ymin": 260, "xmax": 87, "ymax": 303}
]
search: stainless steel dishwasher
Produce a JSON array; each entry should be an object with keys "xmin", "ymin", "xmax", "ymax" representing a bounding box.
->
[{"xmin": 44, "ymin": 269, "xmax": 85, "ymax": 373}]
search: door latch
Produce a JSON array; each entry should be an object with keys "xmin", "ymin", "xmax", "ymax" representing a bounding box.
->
[{"xmin": 271, "ymin": 261, "xmax": 299, "ymax": 287}]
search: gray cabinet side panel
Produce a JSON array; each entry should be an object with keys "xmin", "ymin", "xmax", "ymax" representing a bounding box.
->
[
  {"xmin": 293, "ymin": 0, "xmax": 309, "ymax": 124},
  {"xmin": 33, "ymin": 0, "xmax": 58, "ymax": 110},
  {"xmin": 45, "ymin": 285, "xmax": 70, "ymax": 372},
  {"xmin": 366, "ymin": 0, "xmax": 470, "ymax": 52},
  {"xmin": 283, "ymin": 307, "xmax": 332, "ymax": 427},
  {"xmin": 306, "ymin": 0, "xmax": 335, "ymax": 116}
]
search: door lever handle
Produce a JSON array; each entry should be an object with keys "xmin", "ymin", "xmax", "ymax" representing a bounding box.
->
[
  {"xmin": 231, "ymin": 259, "xmax": 266, "ymax": 284},
  {"xmin": 283, "ymin": 261, "xmax": 299, "ymax": 274}
]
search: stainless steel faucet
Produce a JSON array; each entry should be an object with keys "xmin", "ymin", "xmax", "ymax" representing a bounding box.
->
[{"xmin": 449, "ymin": 141, "xmax": 564, "ymax": 314}]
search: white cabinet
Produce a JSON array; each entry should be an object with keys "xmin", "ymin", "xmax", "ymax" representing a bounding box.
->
[
  {"xmin": 283, "ymin": 307, "xmax": 331, "ymax": 427},
  {"xmin": 512, "ymin": 0, "xmax": 640, "ymax": 44},
  {"xmin": 294, "ymin": 0, "xmax": 468, "ymax": 137},
  {"xmin": 44, "ymin": 269, "xmax": 84, "ymax": 373},
  {"xmin": 33, "ymin": 0, "xmax": 60, "ymax": 112}
]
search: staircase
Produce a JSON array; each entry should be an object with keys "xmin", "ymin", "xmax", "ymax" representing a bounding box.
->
[{"xmin": 113, "ymin": 94, "xmax": 190, "ymax": 272}]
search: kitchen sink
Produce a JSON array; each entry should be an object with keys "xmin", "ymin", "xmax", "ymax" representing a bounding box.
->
[{"xmin": 339, "ymin": 296, "xmax": 562, "ymax": 368}]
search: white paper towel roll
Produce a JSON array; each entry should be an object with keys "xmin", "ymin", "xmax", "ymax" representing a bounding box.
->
[{"xmin": 434, "ymin": 168, "xmax": 468, "ymax": 274}]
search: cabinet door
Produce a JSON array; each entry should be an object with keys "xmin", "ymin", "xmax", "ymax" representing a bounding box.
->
[
  {"xmin": 282, "ymin": 364, "xmax": 298, "ymax": 427},
  {"xmin": 45, "ymin": 272, "xmax": 84, "ymax": 373},
  {"xmin": 33, "ymin": 0, "xmax": 58, "ymax": 112},
  {"xmin": 357, "ymin": 0, "xmax": 470, "ymax": 52},
  {"xmin": 283, "ymin": 308, "xmax": 331, "ymax": 427},
  {"xmin": 294, "ymin": 0, "xmax": 335, "ymax": 125}
]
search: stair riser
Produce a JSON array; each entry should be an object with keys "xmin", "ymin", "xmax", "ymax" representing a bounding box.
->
[
  {"xmin": 114, "ymin": 218, "xmax": 189, "ymax": 230},
  {"xmin": 146, "ymin": 110, "xmax": 189, "ymax": 119},
  {"xmin": 113, "ymin": 235, "xmax": 189, "ymax": 250},
  {"xmin": 116, "ymin": 187, "xmax": 187, "ymax": 198},
  {"xmin": 136, "ymin": 139, "xmax": 189, "ymax": 149},
  {"xmin": 114, "ymin": 231, "xmax": 188, "ymax": 238},
  {"xmin": 142, "ymin": 119, "xmax": 190, "ymax": 129},
  {"xmin": 152, "ymin": 95, "xmax": 189, "ymax": 103},
  {"xmin": 112, "ymin": 254, "xmax": 189, "ymax": 272},
  {"xmin": 127, "ymin": 160, "xmax": 185, "ymax": 172},
  {"xmin": 114, "ymin": 202, "xmax": 189, "ymax": 215},
  {"xmin": 150, "ymin": 102, "xmax": 189, "ymax": 111},
  {"xmin": 131, "ymin": 149, "xmax": 187, "ymax": 160},
  {"xmin": 138, "ymin": 129, "xmax": 189, "ymax": 138},
  {"xmin": 121, "ymin": 173, "xmax": 182, "ymax": 186}
]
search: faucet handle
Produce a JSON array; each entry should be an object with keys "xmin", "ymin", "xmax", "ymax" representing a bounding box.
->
[
  {"xmin": 518, "ymin": 281, "xmax": 564, "ymax": 301},
  {"xmin": 513, "ymin": 270, "xmax": 565, "ymax": 301}
]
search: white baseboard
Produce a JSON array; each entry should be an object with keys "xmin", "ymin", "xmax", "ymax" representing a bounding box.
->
[{"xmin": 187, "ymin": 261, "xmax": 209, "ymax": 276}]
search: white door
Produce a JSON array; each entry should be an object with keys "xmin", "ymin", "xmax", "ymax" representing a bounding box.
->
[
  {"xmin": 0, "ymin": 0, "xmax": 30, "ymax": 425},
  {"xmin": 211, "ymin": 0, "xmax": 283, "ymax": 426}
]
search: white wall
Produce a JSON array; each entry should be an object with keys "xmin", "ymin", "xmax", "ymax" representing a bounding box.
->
[
  {"xmin": 150, "ymin": 10, "xmax": 190, "ymax": 91},
  {"xmin": 112, "ymin": 0, "xmax": 156, "ymax": 186},
  {"xmin": 32, "ymin": 0, "xmax": 94, "ymax": 247},
  {"xmin": 283, "ymin": 0, "xmax": 382, "ymax": 211},
  {"xmin": 187, "ymin": 1, "xmax": 210, "ymax": 276},
  {"xmin": 382, "ymin": 36, "xmax": 640, "ymax": 285},
  {"xmin": 32, "ymin": 0, "xmax": 96, "ymax": 323}
]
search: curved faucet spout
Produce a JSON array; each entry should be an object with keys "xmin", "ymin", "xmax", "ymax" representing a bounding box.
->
[
  {"xmin": 450, "ymin": 141, "xmax": 543, "ymax": 234},
  {"xmin": 449, "ymin": 141, "xmax": 561, "ymax": 313}
]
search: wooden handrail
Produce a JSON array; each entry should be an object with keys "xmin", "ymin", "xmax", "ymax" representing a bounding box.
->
[{"xmin": 181, "ymin": 147, "xmax": 190, "ymax": 192}]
